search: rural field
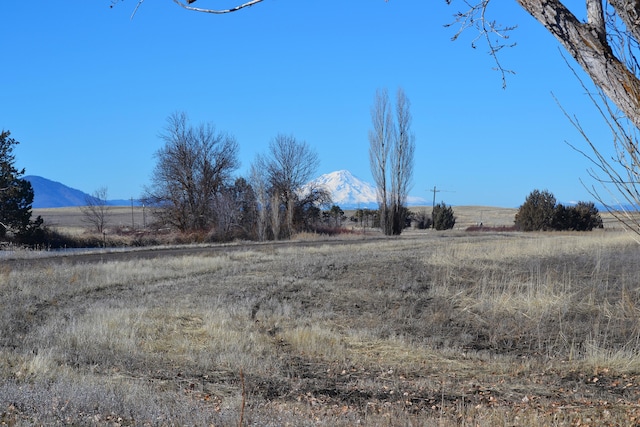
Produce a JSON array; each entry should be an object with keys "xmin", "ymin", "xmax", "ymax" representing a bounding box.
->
[
  {"xmin": 32, "ymin": 206, "xmax": 153, "ymax": 235},
  {"xmin": 30, "ymin": 205, "xmax": 623, "ymax": 236},
  {"xmin": 3, "ymin": 207, "xmax": 640, "ymax": 425}
]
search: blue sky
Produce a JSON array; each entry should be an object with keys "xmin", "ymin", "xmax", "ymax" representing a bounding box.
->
[{"xmin": 1, "ymin": 0, "xmax": 615, "ymax": 207}]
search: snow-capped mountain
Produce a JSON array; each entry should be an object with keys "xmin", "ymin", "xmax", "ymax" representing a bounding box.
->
[
  {"xmin": 305, "ymin": 170, "xmax": 429, "ymax": 209},
  {"xmin": 305, "ymin": 170, "xmax": 379, "ymax": 209}
]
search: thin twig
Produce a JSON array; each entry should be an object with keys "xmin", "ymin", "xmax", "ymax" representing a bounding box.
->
[
  {"xmin": 131, "ymin": 0, "xmax": 145, "ymax": 19},
  {"xmin": 445, "ymin": 0, "xmax": 517, "ymax": 88},
  {"xmin": 556, "ymin": 52, "xmax": 640, "ymax": 237}
]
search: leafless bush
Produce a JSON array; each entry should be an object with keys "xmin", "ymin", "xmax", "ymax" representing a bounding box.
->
[{"xmin": 80, "ymin": 187, "xmax": 111, "ymax": 233}]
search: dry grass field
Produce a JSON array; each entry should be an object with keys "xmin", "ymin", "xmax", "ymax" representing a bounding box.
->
[
  {"xmin": 33, "ymin": 206, "xmax": 152, "ymax": 234},
  {"xmin": 35, "ymin": 206, "xmax": 513, "ymax": 234},
  {"xmin": 31, "ymin": 205, "xmax": 621, "ymax": 235},
  {"xmin": 3, "ymin": 225, "xmax": 640, "ymax": 425}
]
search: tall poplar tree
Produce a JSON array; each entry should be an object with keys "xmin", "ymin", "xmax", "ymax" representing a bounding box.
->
[{"xmin": 369, "ymin": 88, "xmax": 416, "ymax": 236}]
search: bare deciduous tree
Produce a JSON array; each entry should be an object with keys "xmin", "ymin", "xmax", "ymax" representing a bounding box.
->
[
  {"xmin": 263, "ymin": 134, "xmax": 320, "ymax": 239},
  {"xmin": 249, "ymin": 162, "xmax": 269, "ymax": 241},
  {"xmin": 211, "ymin": 190, "xmax": 235, "ymax": 238},
  {"xmin": 269, "ymin": 190, "xmax": 282, "ymax": 240},
  {"xmin": 368, "ymin": 88, "xmax": 394, "ymax": 235},
  {"xmin": 295, "ymin": 183, "xmax": 332, "ymax": 230},
  {"xmin": 145, "ymin": 112, "xmax": 239, "ymax": 232},
  {"xmin": 390, "ymin": 88, "xmax": 416, "ymax": 235},
  {"xmin": 80, "ymin": 187, "xmax": 111, "ymax": 234},
  {"xmin": 369, "ymin": 88, "xmax": 416, "ymax": 236},
  {"xmin": 229, "ymin": 177, "xmax": 259, "ymax": 238},
  {"xmin": 211, "ymin": 177, "xmax": 258, "ymax": 240},
  {"xmin": 251, "ymin": 134, "xmax": 326, "ymax": 239}
]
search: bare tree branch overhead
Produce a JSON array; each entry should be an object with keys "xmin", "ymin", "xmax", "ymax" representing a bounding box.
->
[
  {"xmin": 174, "ymin": 0, "xmax": 264, "ymax": 14},
  {"xmin": 513, "ymin": 0, "xmax": 640, "ymax": 130},
  {"xmin": 445, "ymin": 0, "xmax": 517, "ymax": 88},
  {"xmin": 445, "ymin": 0, "xmax": 640, "ymax": 132},
  {"xmin": 112, "ymin": 0, "xmax": 264, "ymax": 15}
]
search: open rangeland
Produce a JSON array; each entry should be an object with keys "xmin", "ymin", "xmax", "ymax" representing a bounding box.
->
[
  {"xmin": 3, "ymin": 229, "xmax": 640, "ymax": 426},
  {"xmin": 32, "ymin": 206, "xmax": 152, "ymax": 236},
  {"xmin": 31, "ymin": 205, "xmax": 623, "ymax": 237}
]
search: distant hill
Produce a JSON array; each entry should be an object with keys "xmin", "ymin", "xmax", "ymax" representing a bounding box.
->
[
  {"xmin": 24, "ymin": 171, "xmax": 432, "ymax": 210},
  {"xmin": 24, "ymin": 176, "xmax": 96, "ymax": 208},
  {"xmin": 24, "ymin": 176, "xmax": 134, "ymax": 208}
]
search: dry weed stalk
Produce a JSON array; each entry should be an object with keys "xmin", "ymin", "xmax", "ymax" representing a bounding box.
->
[{"xmin": 238, "ymin": 368, "xmax": 245, "ymax": 427}]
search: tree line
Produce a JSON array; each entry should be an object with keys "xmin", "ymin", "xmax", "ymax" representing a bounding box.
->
[
  {"xmin": 145, "ymin": 87, "xmax": 418, "ymax": 240},
  {"xmin": 142, "ymin": 112, "xmax": 332, "ymax": 241},
  {"xmin": 1, "ymin": 114, "xmax": 601, "ymax": 247},
  {"xmin": 1, "ymin": 86, "xmax": 419, "ymax": 246}
]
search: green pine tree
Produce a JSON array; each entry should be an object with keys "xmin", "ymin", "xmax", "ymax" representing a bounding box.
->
[
  {"xmin": 0, "ymin": 130, "xmax": 37, "ymax": 238},
  {"xmin": 515, "ymin": 189, "xmax": 556, "ymax": 231},
  {"xmin": 433, "ymin": 202, "xmax": 456, "ymax": 230}
]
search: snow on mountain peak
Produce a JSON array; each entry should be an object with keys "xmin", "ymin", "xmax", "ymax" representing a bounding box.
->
[
  {"xmin": 305, "ymin": 170, "xmax": 378, "ymax": 208},
  {"xmin": 304, "ymin": 170, "xmax": 428, "ymax": 208}
]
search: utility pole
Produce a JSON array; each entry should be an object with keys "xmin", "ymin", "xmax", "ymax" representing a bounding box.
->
[
  {"xmin": 431, "ymin": 186, "xmax": 440, "ymax": 212},
  {"xmin": 431, "ymin": 186, "xmax": 440, "ymax": 229}
]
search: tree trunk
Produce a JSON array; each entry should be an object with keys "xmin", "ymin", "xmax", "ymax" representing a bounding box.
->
[{"xmin": 517, "ymin": 0, "xmax": 640, "ymax": 129}]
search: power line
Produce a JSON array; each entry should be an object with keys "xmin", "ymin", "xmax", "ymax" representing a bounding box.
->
[{"xmin": 429, "ymin": 186, "xmax": 455, "ymax": 210}]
